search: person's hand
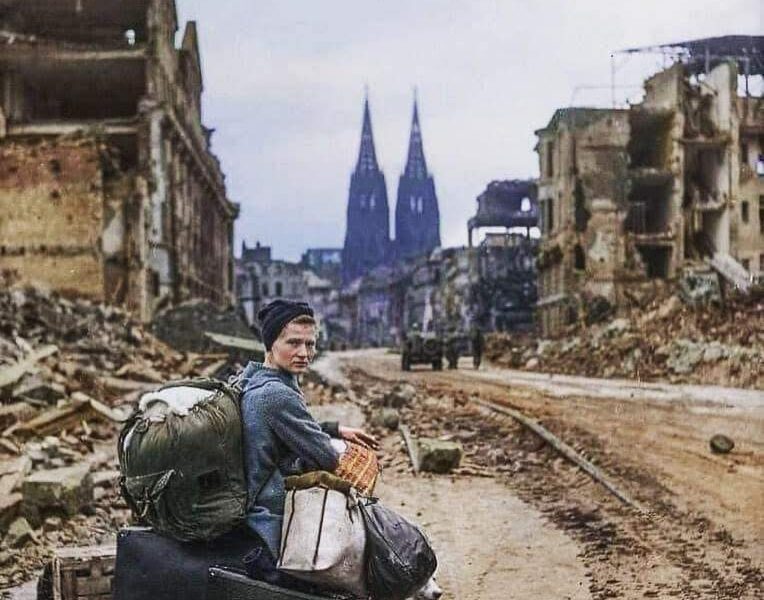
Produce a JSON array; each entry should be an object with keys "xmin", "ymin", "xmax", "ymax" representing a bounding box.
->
[{"xmin": 338, "ymin": 426, "xmax": 379, "ymax": 450}]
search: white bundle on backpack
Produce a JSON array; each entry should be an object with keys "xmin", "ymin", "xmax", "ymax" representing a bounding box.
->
[{"xmin": 277, "ymin": 486, "xmax": 367, "ymax": 597}]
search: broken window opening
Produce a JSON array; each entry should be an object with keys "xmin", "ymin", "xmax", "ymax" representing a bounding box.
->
[
  {"xmin": 684, "ymin": 146, "xmax": 724, "ymax": 206},
  {"xmin": 149, "ymin": 270, "xmax": 160, "ymax": 298},
  {"xmin": 547, "ymin": 197, "xmax": 555, "ymax": 232},
  {"xmin": 574, "ymin": 244, "xmax": 586, "ymax": 271},
  {"xmin": 12, "ymin": 62, "xmax": 146, "ymax": 121},
  {"xmin": 573, "ymin": 179, "xmax": 589, "ymax": 233},
  {"xmin": 628, "ymin": 110, "xmax": 672, "ymax": 169},
  {"xmin": 5, "ymin": 1, "xmax": 150, "ymax": 45},
  {"xmin": 626, "ymin": 180, "xmax": 672, "ymax": 234},
  {"xmin": 545, "ymin": 142, "xmax": 554, "ymax": 178},
  {"xmin": 741, "ymin": 142, "xmax": 749, "ymax": 164},
  {"xmin": 635, "ymin": 245, "xmax": 671, "ymax": 279}
]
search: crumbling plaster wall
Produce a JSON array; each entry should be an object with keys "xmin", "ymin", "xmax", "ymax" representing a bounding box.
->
[{"xmin": 0, "ymin": 138, "xmax": 119, "ymax": 298}]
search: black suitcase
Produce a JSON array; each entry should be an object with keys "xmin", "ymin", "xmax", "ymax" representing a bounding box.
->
[
  {"xmin": 113, "ymin": 526, "xmax": 254, "ymax": 600},
  {"xmin": 208, "ymin": 567, "xmax": 340, "ymax": 600}
]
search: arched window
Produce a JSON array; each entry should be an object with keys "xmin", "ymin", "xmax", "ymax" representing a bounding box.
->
[
  {"xmin": 262, "ymin": 282, "xmax": 269, "ymax": 296},
  {"xmin": 417, "ymin": 197, "xmax": 423, "ymax": 214},
  {"xmin": 275, "ymin": 281, "xmax": 283, "ymax": 296},
  {"xmin": 410, "ymin": 196, "xmax": 416, "ymax": 212},
  {"xmin": 521, "ymin": 197, "xmax": 531, "ymax": 212},
  {"xmin": 369, "ymin": 193, "xmax": 376, "ymax": 209},
  {"xmin": 359, "ymin": 194, "xmax": 366, "ymax": 209}
]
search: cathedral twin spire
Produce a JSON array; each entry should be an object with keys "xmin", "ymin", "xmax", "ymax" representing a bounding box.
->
[
  {"xmin": 356, "ymin": 97, "xmax": 379, "ymax": 174},
  {"xmin": 342, "ymin": 92, "xmax": 441, "ymax": 284}
]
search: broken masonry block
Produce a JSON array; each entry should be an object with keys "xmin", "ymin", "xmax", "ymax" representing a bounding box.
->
[
  {"xmin": 6, "ymin": 516, "xmax": 34, "ymax": 548},
  {"xmin": 0, "ymin": 493, "xmax": 22, "ymax": 532},
  {"xmin": 370, "ymin": 408, "xmax": 400, "ymax": 431},
  {"xmin": 385, "ymin": 383, "xmax": 416, "ymax": 408},
  {"xmin": 22, "ymin": 463, "xmax": 93, "ymax": 526},
  {"xmin": 416, "ymin": 438, "xmax": 463, "ymax": 474},
  {"xmin": 12, "ymin": 377, "xmax": 66, "ymax": 405}
]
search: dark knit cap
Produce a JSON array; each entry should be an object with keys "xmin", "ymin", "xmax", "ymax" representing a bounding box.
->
[{"xmin": 257, "ymin": 299, "xmax": 314, "ymax": 350}]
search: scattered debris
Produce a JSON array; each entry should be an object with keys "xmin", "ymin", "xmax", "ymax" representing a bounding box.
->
[
  {"xmin": 151, "ymin": 299, "xmax": 262, "ymax": 363},
  {"xmin": 0, "ymin": 286, "xmax": 230, "ymax": 587},
  {"xmin": 486, "ymin": 293, "xmax": 763, "ymax": 389}
]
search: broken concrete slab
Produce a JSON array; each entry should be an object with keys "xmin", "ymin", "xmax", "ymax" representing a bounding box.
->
[
  {"xmin": 416, "ymin": 438, "xmax": 463, "ymax": 474},
  {"xmin": 370, "ymin": 408, "xmax": 400, "ymax": 431},
  {"xmin": 0, "ymin": 456, "xmax": 32, "ymax": 498},
  {"xmin": 12, "ymin": 377, "xmax": 66, "ymax": 405},
  {"xmin": 0, "ymin": 345, "xmax": 58, "ymax": 396},
  {"xmin": 6, "ymin": 517, "xmax": 34, "ymax": 547},
  {"xmin": 0, "ymin": 493, "xmax": 22, "ymax": 531},
  {"xmin": 0, "ymin": 402, "xmax": 36, "ymax": 429},
  {"xmin": 21, "ymin": 464, "xmax": 93, "ymax": 525},
  {"xmin": 385, "ymin": 382, "xmax": 417, "ymax": 408}
]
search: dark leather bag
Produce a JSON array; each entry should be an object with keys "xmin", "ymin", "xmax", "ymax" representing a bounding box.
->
[{"xmin": 358, "ymin": 500, "xmax": 437, "ymax": 600}]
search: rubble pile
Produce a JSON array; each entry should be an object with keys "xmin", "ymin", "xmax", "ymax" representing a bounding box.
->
[
  {"xmin": 0, "ymin": 286, "xmax": 223, "ymax": 589},
  {"xmin": 485, "ymin": 294, "xmax": 763, "ymax": 389},
  {"xmin": 313, "ymin": 373, "xmax": 531, "ymax": 479}
]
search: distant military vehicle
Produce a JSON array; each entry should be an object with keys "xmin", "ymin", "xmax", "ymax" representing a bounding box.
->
[{"xmin": 401, "ymin": 331, "xmax": 444, "ymax": 371}]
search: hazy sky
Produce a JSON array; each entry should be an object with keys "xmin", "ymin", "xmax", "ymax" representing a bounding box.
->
[{"xmin": 176, "ymin": 1, "xmax": 761, "ymax": 262}]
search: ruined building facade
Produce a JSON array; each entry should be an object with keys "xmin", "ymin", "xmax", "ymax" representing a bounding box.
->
[
  {"xmin": 0, "ymin": 0, "xmax": 238, "ymax": 321},
  {"xmin": 536, "ymin": 45, "xmax": 764, "ymax": 336},
  {"xmin": 342, "ymin": 96, "xmax": 441, "ymax": 284},
  {"xmin": 468, "ymin": 180, "xmax": 539, "ymax": 331}
]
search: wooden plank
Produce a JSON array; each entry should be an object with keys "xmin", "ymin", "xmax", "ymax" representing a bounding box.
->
[
  {"xmin": 399, "ymin": 424, "xmax": 420, "ymax": 475},
  {"xmin": 474, "ymin": 398, "xmax": 643, "ymax": 511}
]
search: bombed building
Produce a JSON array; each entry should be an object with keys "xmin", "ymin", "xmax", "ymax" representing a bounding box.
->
[
  {"xmin": 0, "ymin": 0, "xmax": 238, "ymax": 322},
  {"xmin": 535, "ymin": 36, "xmax": 763, "ymax": 337},
  {"xmin": 469, "ymin": 180, "xmax": 539, "ymax": 332}
]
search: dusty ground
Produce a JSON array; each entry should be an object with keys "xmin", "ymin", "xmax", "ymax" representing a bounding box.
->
[
  {"xmin": 313, "ymin": 350, "xmax": 764, "ymax": 600},
  {"xmin": 310, "ymin": 402, "xmax": 591, "ymax": 600}
]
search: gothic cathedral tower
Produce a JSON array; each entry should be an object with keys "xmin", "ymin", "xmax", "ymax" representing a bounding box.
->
[
  {"xmin": 394, "ymin": 98, "xmax": 440, "ymax": 261},
  {"xmin": 342, "ymin": 97, "xmax": 391, "ymax": 284}
]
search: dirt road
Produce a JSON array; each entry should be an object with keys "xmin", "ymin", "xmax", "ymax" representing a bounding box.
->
[
  {"xmin": 312, "ymin": 350, "xmax": 763, "ymax": 600},
  {"xmin": 309, "ymin": 402, "xmax": 591, "ymax": 600}
]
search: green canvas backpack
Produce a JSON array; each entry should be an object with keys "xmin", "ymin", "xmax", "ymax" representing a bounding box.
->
[{"xmin": 118, "ymin": 378, "xmax": 248, "ymax": 541}]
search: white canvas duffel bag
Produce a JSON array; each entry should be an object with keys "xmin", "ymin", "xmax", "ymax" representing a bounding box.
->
[{"xmin": 277, "ymin": 485, "xmax": 367, "ymax": 596}]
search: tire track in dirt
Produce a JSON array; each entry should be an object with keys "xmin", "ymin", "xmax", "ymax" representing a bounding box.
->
[{"xmin": 322, "ymin": 351, "xmax": 763, "ymax": 599}]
